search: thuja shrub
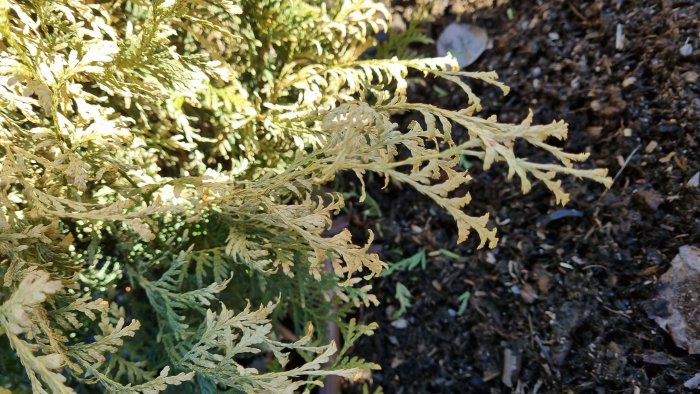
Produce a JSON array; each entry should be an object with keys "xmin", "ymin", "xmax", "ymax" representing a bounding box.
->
[{"xmin": 0, "ymin": 0, "xmax": 611, "ymax": 392}]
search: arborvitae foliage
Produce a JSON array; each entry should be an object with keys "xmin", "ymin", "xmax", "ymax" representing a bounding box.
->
[{"xmin": 0, "ymin": 0, "xmax": 611, "ymax": 392}]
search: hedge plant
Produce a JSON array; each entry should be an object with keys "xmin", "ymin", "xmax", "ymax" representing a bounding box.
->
[{"xmin": 0, "ymin": 0, "xmax": 611, "ymax": 392}]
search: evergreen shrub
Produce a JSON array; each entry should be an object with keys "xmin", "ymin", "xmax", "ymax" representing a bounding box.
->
[{"xmin": 0, "ymin": 1, "xmax": 610, "ymax": 392}]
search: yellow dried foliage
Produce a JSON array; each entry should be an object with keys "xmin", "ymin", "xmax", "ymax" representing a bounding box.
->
[{"xmin": 0, "ymin": 0, "xmax": 609, "ymax": 391}]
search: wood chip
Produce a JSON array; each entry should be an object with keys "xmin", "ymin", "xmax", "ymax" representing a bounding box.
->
[
  {"xmin": 622, "ymin": 76, "xmax": 637, "ymax": 87},
  {"xmin": 502, "ymin": 348, "xmax": 519, "ymax": 388},
  {"xmin": 615, "ymin": 24, "xmax": 624, "ymax": 50},
  {"xmin": 616, "ymin": 154, "xmax": 625, "ymax": 167},
  {"xmin": 659, "ymin": 151, "xmax": 676, "ymax": 163},
  {"xmin": 644, "ymin": 140, "xmax": 658, "ymax": 153},
  {"xmin": 586, "ymin": 126, "xmax": 603, "ymax": 137}
]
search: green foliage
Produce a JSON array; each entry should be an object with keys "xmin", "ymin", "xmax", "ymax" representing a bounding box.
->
[
  {"xmin": 457, "ymin": 290, "xmax": 471, "ymax": 316},
  {"xmin": 429, "ymin": 248, "xmax": 462, "ymax": 260},
  {"xmin": 381, "ymin": 249, "xmax": 427, "ymax": 277},
  {"xmin": 393, "ymin": 283, "xmax": 412, "ymax": 318},
  {"xmin": 375, "ymin": 19, "xmax": 433, "ymax": 59},
  {"xmin": 0, "ymin": 0, "xmax": 610, "ymax": 392}
]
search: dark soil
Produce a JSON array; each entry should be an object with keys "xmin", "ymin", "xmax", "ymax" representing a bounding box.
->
[{"xmin": 348, "ymin": 1, "xmax": 700, "ymax": 393}]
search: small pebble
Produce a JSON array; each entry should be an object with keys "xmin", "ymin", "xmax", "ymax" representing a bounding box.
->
[
  {"xmin": 390, "ymin": 13, "xmax": 406, "ymax": 32},
  {"xmin": 390, "ymin": 357, "xmax": 404, "ymax": 368},
  {"xmin": 571, "ymin": 256, "xmax": 586, "ymax": 265},
  {"xmin": 570, "ymin": 77, "xmax": 580, "ymax": 89},
  {"xmin": 683, "ymin": 71, "xmax": 699, "ymax": 83},
  {"xmin": 385, "ymin": 305, "xmax": 396, "ymax": 318},
  {"xmin": 688, "ymin": 172, "xmax": 700, "ymax": 188},
  {"xmin": 680, "ymin": 41, "xmax": 693, "ymax": 57},
  {"xmin": 391, "ymin": 318, "xmax": 408, "ymax": 329},
  {"xmin": 548, "ymin": 32, "xmax": 560, "ymax": 41},
  {"xmin": 547, "ymin": 209, "xmax": 584, "ymax": 222},
  {"xmin": 510, "ymin": 285, "xmax": 521, "ymax": 295},
  {"xmin": 447, "ymin": 308, "xmax": 457, "ymax": 318},
  {"xmin": 485, "ymin": 251, "xmax": 496, "ymax": 264},
  {"xmin": 646, "ymin": 249, "xmax": 663, "ymax": 265},
  {"xmin": 685, "ymin": 373, "xmax": 700, "ymax": 389},
  {"xmin": 658, "ymin": 123, "xmax": 680, "ymax": 133}
]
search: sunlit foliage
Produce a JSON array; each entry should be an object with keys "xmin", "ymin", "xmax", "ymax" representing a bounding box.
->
[{"xmin": 0, "ymin": 0, "xmax": 610, "ymax": 391}]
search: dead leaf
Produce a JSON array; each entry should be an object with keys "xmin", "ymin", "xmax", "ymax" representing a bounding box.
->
[
  {"xmin": 437, "ymin": 23, "xmax": 489, "ymax": 68},
  {"xmin": 520, "ymin": 283, "xmax": 539, "ymax": 304},
  {"xmin": 650, "ymin": 246, "xmax": 700, "ymax": 354},
  {"xmin": 636, "ymin": 188, "xmax": 663, "ymax": 211}
]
